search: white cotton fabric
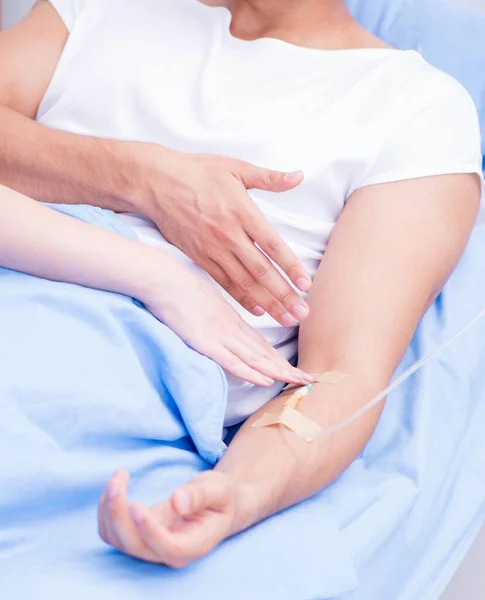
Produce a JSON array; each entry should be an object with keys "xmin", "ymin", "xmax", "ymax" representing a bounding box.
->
[{"xmin": 39, "ymin": 0, "xmax": 484, "ymax": 425}]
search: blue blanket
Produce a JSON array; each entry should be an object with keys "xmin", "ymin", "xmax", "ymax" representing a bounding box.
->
[{"xmin": 1, "ymin": 205, "xmax": 485, "ymax": 600}]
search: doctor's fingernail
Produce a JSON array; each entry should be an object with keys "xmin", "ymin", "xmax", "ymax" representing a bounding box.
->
[
  {"xmin": 252, "ymin": 306, "xmax": 265, "ymax": 317},
  {"xmin": 296, "ymin": 277, "xmax": 312, "ymax": 293},
  {"xmin": 292, "ymin": 304, "xmax": 309, "ymax": 320}
]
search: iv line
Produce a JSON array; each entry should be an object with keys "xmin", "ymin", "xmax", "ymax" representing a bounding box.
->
[{"xmin": 292, "ymin": 304, "xmax": 485, "ymax": 440}]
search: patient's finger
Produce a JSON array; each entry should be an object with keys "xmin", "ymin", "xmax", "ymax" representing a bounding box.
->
[
  {"xmin": 99, "ymin": 472, "xmax": 128, "ymax": 547},
  {"xmin": 98, "ymin": 483, "xmax": 120, "ymax": 546},
  {"xmin": 150, "ymin": 500, "xmax": 183, "ymax": 532},
  {"xmin": 131, "ymin": 502, "xmax": 194, "ymax": 568},
  {"xmin": 97, "ymin": 492, "xmax": 109, "ymax": 543},
  {"xmin": 103, "ymin": 471, "xmax": 157, "ymax": 561},
  {"xmin": 105, "ymin": 472, "xmax": 134, "ymax": 550},
  {"xmin": 171, "ymin": 473, "xmax": 229, "ymax": 517}
]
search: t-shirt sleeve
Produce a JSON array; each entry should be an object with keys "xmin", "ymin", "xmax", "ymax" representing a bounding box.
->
[
  {"xmin": 359, "ymin": 70, "xmax": 484, "ymax": 192},
  {"xmin": 44, "ymin": 0, "xmax": 94, "ymax": 31}
]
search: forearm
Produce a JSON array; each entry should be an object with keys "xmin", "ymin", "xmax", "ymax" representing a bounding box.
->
[
  {"xmin": 216, "ymin": 174, "xmax": 480, "ymax": 535},
  {"xmin": 0, "ymin": 105, "xmax": 161, "ymax": 214},
  {"xmin": 0, "ymin": 184, "xmax": 176, "ymax": 300},
  {"xmin": 216, "ymin": 369, "xmax": 382, "ymax": 532}
]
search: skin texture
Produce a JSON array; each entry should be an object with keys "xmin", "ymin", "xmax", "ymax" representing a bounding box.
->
[
  {"xmin": 0, "ymin": 0, "xmax": 481, "ymax": 567},
  {"xmin": 97, "ymin": 173, "xmax": 480, "ymax": 568},
  {"xmin": 0, "ymin": 1, "xmax": 313, "ymax": 326},
  {"xmin": 0, "ymin": 185, "xmax": 312, "ymax": 387},
  {"xmin": 95, "ymin": 2, "xmax": 481, "ymax": 566}
]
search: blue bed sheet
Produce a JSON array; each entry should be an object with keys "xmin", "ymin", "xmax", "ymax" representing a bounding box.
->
[{"xmin": 1, "ymin": 205, "xmax": 485, "ymax": 600}]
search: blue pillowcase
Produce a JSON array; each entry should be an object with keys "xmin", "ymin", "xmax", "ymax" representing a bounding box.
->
[{"xmin": 347, "ymin": 0, "xmax": 485, "ymax": 167}]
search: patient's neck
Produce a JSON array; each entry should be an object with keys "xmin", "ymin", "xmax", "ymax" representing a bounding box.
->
[
  {"xmin": 232, "ymin": 0, "xmax": 353, "ymax": 47},
  {"xmin": 203, "ymin": 0, "xmax": 388, "ymax": 51}
]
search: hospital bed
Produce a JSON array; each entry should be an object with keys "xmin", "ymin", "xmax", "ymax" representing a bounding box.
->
[
  {"xmin": 348, "ymin": 2, "xmax": 485, "ymax": 593},
  {"xmin": 1, "ymin": 0, "xmax": 485, "ymax": 599},
  {"xmin": 441, "ymin": 527, "xmax": 485, "ymax": 599}
]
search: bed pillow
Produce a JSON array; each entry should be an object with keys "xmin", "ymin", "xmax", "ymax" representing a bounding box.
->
[{"xmin": 346, "ymin": 0, "xmax": 485, "ymax": 167}]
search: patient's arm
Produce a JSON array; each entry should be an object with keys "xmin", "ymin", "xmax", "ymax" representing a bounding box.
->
[
  {"xmin": 98, "ymin": 172, "xmax": 480, "ymax": 567},
  {"xmin": 0, "ymin": 185, "xmax": 310, "ymax": 386},
  {"xmin": 217, "ymin": 173, "xmax": 480, "ymax": 519}
]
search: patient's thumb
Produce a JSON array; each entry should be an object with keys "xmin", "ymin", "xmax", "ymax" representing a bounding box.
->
[{"xmin": 240, "ymin": 166, "xmax": 304, "ymax": 192}]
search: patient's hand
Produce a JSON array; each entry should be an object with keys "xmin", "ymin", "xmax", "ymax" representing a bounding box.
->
[
  {"xmin": 143, "ymin": 150, "xmax": 312, "ymax": 327},
  {"xmin": 98, "ymin": 470, "xmax": 246, "ymax": 568}
]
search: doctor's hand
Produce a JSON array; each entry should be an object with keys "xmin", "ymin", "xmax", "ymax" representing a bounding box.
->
[
  {"xmin": 141, "ymin": 254, "xmax": 312, "ymax": 387},
  {"xmin": 98, "ymin": 470, "xmax": 249, "ymax": 569},
  {"xmin": 143, "ymin": 150, "xmax": 311, "ymax": 327}
]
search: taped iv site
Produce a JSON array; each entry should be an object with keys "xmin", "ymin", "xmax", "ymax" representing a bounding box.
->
[{"xmin": 252, "ymin": 305, "xmax": 485, "ymax": 441}]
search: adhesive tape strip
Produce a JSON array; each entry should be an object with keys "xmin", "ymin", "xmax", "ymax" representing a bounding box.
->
[
  {"xmin": 251, "ymin": 407, "xmax": 322, "ymax": 442},
  {"xmin": 313, "ymin": 371, "xmax": 349, "ymax": 384},
  {"xmin": 251, "ymin": 384, "xmax": 321, "ymax": 441}
]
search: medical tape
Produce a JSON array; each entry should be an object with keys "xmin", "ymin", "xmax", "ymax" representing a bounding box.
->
[
  {"xmin": 284, "ymin": 304, "xmax": 485, "ymax": 441},
  {"xmin": 251, "ymin": 372, "xmax": 349, "ymax": 441},
  {"xmin": 251, "ymin": 383, "xmax": 321, "ymax": 441},
  {"xmin": 251, "ymin": 371, "xmax": 349, "ymax": 442},
  {"xmin": 252, "ymin": 305, "xmax": 485, "ymax": 442}
]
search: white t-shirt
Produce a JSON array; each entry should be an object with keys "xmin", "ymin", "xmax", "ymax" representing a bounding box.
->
[{"xmin": 40, "ymin": 0, "xmax": 484, "ymax": 425}]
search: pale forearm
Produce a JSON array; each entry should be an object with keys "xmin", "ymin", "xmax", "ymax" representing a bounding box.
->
[
  {"xmin": 0, "ymin": 105, "xmax": 160, "ymax": 215},
  {"xmin": 0, "ymin": 185, "xmax": 176, "ymax": 301}
]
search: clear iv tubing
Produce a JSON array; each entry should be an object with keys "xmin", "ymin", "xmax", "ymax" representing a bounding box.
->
[{"xmin": 289, "ymin": 303, "xmax": 485, "ymax": 441}]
